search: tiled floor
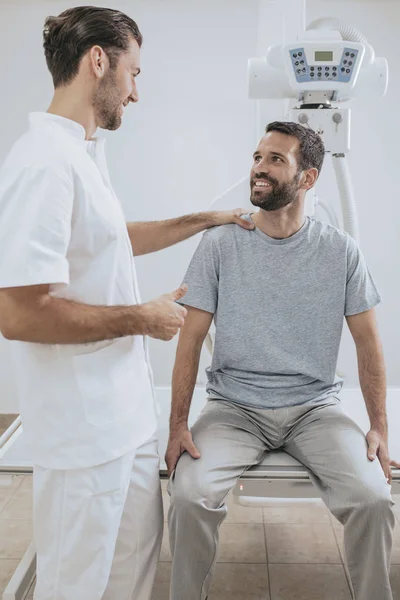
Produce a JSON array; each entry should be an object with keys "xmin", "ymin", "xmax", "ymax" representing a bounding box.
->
[
  {"xmin": 0, "ymin": 414, "xmax": 18, "ymax": 437},
  {"xmin": 1, "ymin": 478, "xmax": 400, "ymax": 599}
]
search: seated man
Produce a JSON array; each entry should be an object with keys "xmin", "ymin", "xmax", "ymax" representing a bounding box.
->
[{"xmin": 165, "ymin": 121, "xmax": 397, "ymax": 600}]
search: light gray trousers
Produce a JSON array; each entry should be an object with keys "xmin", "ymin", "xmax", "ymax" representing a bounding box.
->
[{"xmin": 168, "ymin": 398, "xmax": 395, "ymax": 600}]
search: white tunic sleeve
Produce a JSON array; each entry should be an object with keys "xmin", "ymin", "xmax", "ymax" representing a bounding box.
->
[{"xmin": 0, "ymin": 165, "xmax": 73, "ymax": 288}]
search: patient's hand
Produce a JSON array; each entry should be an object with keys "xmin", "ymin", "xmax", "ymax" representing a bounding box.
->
[
  {"xmin": 165, "ymin": 426, "xmax": 201, "ymax": 476},
  {"xmin": 366, "ymin": 429, "xmax": 400, "ymax": 484}
]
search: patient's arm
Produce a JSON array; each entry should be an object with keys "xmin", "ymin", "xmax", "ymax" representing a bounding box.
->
[
  {"xmin": 165, "ymin": 305, "xmax": 214, "ymax": 475},
  {"xmin": 346, "ymin": 308, "xmax": 387, "ymax": 434},
  {"xmin": 346, "ymin": 307, "xmax": 400, "ymax": 480}
]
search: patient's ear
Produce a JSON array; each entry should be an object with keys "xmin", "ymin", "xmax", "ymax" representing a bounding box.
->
[{"xmin": 299, "ymin": 167, "xmax": 318, "ymax": 191}]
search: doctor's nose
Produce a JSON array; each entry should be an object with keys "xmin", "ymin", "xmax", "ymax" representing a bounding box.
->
[{"xmin": 129, "ymin": 83, "xmax": 139, "ymax": 104}]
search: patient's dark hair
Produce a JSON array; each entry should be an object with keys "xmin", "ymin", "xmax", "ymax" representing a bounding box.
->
[
  {"xmin": 266, "ymin": 121, "xmax": 325, "ymax": 175},
  {"xmin": 43, "ymin": 6, "xmax": 143, "ymax": 88}
]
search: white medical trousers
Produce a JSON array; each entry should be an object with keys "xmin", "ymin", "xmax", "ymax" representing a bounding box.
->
[{"xmin": 33, "ymin": 437, "xmax": 163, "ymax": 600}]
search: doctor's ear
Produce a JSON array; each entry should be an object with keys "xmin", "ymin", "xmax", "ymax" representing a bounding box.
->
[
  {"xmin": 299, "ymin": 167, "xmax": 318, "ymax": 191},
  {"xmin": 89, "ymin": 45, "xmax": 108, "ymax": 79}
]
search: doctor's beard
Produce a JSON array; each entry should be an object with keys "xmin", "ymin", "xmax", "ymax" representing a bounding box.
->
[{"xmin": 93, "ymin": 69, "xmax": 123, "ymax": 131}]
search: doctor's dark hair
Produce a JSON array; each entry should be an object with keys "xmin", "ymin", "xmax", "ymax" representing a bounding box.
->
[
  {"xmin": 43, "ymin": 6, "xmax": 143, "ymax": 88},
  {"xmin": 266, "ymin": 121, "xmax": 325, "ymax": 175}
]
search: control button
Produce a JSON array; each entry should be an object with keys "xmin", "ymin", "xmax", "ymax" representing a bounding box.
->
[
  {"xmin": 302, "ymin": 68, "xmax": 306, "ymax": 72},
  {"xmin": 325, "ymin": 72, "xmax": 329, "ymax": 77},
  {"xmin": 345, "ymin": 51, "xmax": 350, "ymax": 56},
  {"xmin": 325, "ymin": 66, "xmax": 329, "ymax": 70},
  {"xmin": 295, "ymin": 61, "xmax": 299, "ymax": 65},
  {"xmin": 310, "ymin": 66, "xmax": 314, "ymax": 71},
  {"xmin": 332, "ymin": 66, "xmax": 337, "ymax": 71},
  {"xmin": 297, "ymin": 69, "xmax": 301, "ymax": 74},
  {"xmin": 310, "ymin": 72, "xmax": 315, "ymax": 77},
  {"xmin": 333, "ymin": 72, "xmax": 337, "ymax": 77},
  {"xmin": 341, "ymin": 67, "xmax": 345, "ymax": 72},
  {"xmin": 300, "ymin": 60, "xmax": 304, "ymax": 64},
  {"xmin": 346, "ymin": 68, "xmax": 350, "ymax": 73},
  {"xmin": 318, "ymin": 66, "xmax": 322, "ymax": 71},
  {"xmin": 318, "ymin": 72, "xmax": 322, "ymax": 77},
  {"xmin": 348, "ymin": 61, "xmax": 352, "ymax": 66},
  {"xmin": 343, "ymin": 60, "xmax": 347, "ymax": 64},
  {"xmin": 351, "ymin": 53, "xmax": 355, "ymax": 58},
  {"xmin": 298, "ymin": 51, "xmax": 302, "ymax": 56}
]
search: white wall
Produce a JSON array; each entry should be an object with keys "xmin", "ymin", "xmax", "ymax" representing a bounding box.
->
[{"xmin": 0, "ymin": 0, "xmax": 399, "ymax": 412}]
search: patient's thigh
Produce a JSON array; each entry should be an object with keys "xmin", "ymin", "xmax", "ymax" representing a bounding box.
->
[{"xmin": 172, "ymin": 400, "xmax": 267, "ymax": 506}]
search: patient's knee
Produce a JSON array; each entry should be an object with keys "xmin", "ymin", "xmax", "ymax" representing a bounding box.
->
[
  {"xmin": 170, "ymin": 459, "xmax": 221, "ymax": 512},
  {"xmin": 349, "ymin": 484, "xmax": 394, "ymax": 518}
]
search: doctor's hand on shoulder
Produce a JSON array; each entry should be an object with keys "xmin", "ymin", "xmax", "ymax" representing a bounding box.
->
[
  {"xmin": 209, "ymin": 208, "xmax": 255, "ymax": 230},
  {"xmin": 165, "ymin": 425, "xmax": 201, "ymax": 477},
  {"xmin": 139, "ymin": 285, "xmax": 188, "ymax": 341}
]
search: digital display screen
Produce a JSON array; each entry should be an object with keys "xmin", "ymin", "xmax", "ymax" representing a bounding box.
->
[{"xmin": 315, "ymin": 51, "xmax": 333, "ymax": 61}]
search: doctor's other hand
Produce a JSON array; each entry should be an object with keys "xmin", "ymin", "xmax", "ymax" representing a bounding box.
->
[
  {"xmin": 140, "ymin": 285, "xmax": 188, "ymax": 341},
  {"xmin": 208, "ymin": 208, "xmax": 255, "ymax": 230},
  {"xmin": 165, "ymin": 426, "xmax": 201, "ymax": 476}
]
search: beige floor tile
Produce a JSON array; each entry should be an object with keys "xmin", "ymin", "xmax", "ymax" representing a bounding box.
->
[
  {"xmin": 225, "ymin": 494, "xmax": 264, "ymax": 524},
  {"xmin": 0, "ymin": 414, "xmax": 19, "ymax": 436},
  {"xmin": 265, "ymin": 523, "xmax": 341, "ymax": 564},
  {"xmin": 209, "ymin": 563, "xmax": 270, "ymax": 599},
  {"xmin": 0, "ymin": 475, "xmax": 25, "ymax": 492},
  {"xmin": 391, "ymin": 565, "xmax": 400, "ymax": 600},
  {"xmin": 329, "ymin": 512, "xmax": 344, "ymax": 530},
  {"xmin": 152, "ymin": 562, "xmax": 171, "ymax": 600},
  {"xmin": 263, "ymin": 503, "xmax": 330, "ymax": 525},
  {"xmin": 160, "ymin": 479, "xmax": 169, "ymax": 493},
  {"xmin": 18, "ymin": 477, "xmax": 33, "ymax": 492},
  {"xmin": 333, "ymin": 526, "xmax": 345, "ymax": 562},
  {"xmin": 0, "ymin": 519, "xmax": 32, "ymax": 559},
  {"xmin": 218, "ymin": 523, "xmax": 266, "ymax": 563},
  {"xmin": 269, "ymin": 564, "xmax": 352, "ymax": 600},
  {"xmin": 1, "ymin": 490, "xmax": 33, "ymax": 520},
  {"xmin": 0, "ymin": 488, "xmax": 17, "ymax": 515},
  {"xmin": 0, "ymin": 558, "xmax": 20, "ymax": 595},
  {"xmin": 159, "ymin": 523, "xmax": 171, "ymax": 562},
  {"xmin": 162, "ymin": 490, "xmax": 170, "ymax": 522}
]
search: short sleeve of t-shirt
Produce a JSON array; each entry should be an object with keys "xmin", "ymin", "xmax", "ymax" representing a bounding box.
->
[
  {"xmin": 0, "ymin": 165, "xmax": 73, "ymax": 289},
  {"xmin": 345, "ymin": 235, "xmax": 381, "ymax": 316},
  {"xmin": 179, "ymin": 231, "xmax": 220, "ymax": 314}
]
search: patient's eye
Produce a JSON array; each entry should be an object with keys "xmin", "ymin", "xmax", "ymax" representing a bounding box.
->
[{"xmin": 272, "ymin": 155, "xmax": 282, "ymax": 162}]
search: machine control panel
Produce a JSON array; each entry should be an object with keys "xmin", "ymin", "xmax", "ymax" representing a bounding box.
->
[{"xmin": 290, "ymin": 46, "xmax": 359, "ymax": 84}]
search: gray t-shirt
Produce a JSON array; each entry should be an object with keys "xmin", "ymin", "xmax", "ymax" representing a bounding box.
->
[{"xmin": 180, "ymin": 215, "xmax": 381, "ymax": 408}]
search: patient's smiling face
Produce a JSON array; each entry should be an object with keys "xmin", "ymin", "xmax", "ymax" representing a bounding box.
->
[{"xmin": 250, "ymin": 131, "xmax": 303, "ymax": 212}]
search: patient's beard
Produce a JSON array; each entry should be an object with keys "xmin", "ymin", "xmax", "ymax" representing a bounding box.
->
[{"xmin": 250, "ymin": 174, "xmax": 300, "ymax": 212}]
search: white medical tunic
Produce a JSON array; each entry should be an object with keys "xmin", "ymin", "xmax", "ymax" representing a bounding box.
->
[{"xmin": 0, "ymin": 113, "xmax": 157, "ymax": 469}]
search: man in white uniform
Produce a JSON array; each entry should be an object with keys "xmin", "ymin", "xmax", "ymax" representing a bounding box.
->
[{"xmin": 0, "ymin": 6, "xmax": 253, "ymax": 600}]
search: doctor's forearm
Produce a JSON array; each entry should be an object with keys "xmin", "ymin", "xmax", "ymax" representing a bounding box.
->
[
  {"xmin": 170, "ymin": 344, "xmax": 202, "ymax": 431},
  {"xmin": 356, "ymin": 340, "xmax": 388, "ymax": 434},
  {"xmin": 127, "ymin": 212, "xmax": 218, "ymax": 256},
  {"xmin": 2, "ymin": 296, "xmax": 147, "ymax": 344}
]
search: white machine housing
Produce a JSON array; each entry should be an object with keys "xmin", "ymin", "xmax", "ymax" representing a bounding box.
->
[{"xmin": 248, "ymin": 24, "xmax": 388, "ymax": 102}]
